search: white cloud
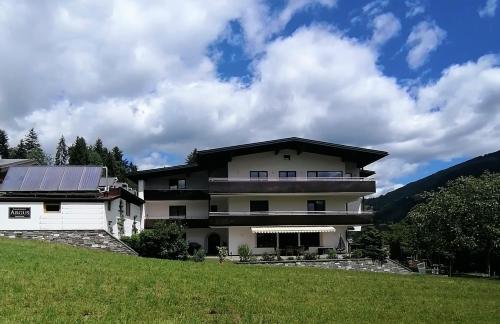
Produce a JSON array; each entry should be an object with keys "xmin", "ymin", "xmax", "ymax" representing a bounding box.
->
[
  {"xmin": 406, "ymin": 21, "xmax": 447, "ymax": 70},
  {"xmin": 370, "ymin": 12, "xmax": 401, "ymax": 47},
  {"xmin": 405, "ymin": 0, "xmax": 425, "ymax": 18},
  {"xmin": 1, "ymin": 1, "xmax": 500, "ymax": 194},
  {"xmin": 478, "ymin": 0, "xmax": 498, "ymax": 17}
]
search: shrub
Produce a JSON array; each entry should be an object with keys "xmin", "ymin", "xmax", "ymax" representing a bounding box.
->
[
  {"xmin": 188, "ymin": 242, "xmax": 202, "ymax": 255},
  {"xmin": 327, "ymin": 249, "xmax": 337, "ymax": 259},
  {"xmin": 217, "ymin": 246, "xmax": 228, "ymax": 263},
  {"xmin": 238, "ymin": 244, "xmax": 252, "ymax": 262},
  {"xmin": 261, "ymin": 253, "xmax": 275, "ymax": 261},
  {"xmin": 303, "ymin": 251, "xmax": 318, "ymax": 260},
  {"xmin": 121, "ymin": 234, "xmax": 140, "ymax": 251},
  {"xmin": 351, "ymin": 249, "xmax": 363, "ymax": 259},
  {"xmin": 192, "ymin": 248, "xmax": 206, "ymax": 262},
  {"xmin": 126, "ymin": 221, "xmax": 188, "ymax": 260}
]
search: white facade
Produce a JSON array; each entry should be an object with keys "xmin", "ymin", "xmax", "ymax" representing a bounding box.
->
[{"xmin": 0, "ymin": 199, "xmax": 142, "ymax": 238}]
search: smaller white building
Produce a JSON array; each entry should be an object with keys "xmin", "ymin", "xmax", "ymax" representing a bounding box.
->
[{"xmin": 0, "ymin": 166, "xmax": 143, "ymax": 238}]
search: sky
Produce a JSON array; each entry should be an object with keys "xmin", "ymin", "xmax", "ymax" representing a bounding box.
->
[{"xmin": 0, "ymin": 0, "xmax": 499, "ymax": 195}]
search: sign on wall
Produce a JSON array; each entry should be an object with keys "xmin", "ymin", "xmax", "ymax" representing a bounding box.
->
[{"xmin": 8, "ymin": 207, "xmax": 31, "ymax": 219}]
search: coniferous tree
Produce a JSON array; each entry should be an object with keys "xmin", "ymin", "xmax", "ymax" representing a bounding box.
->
[
  {"xmin": 55, "ymin": 136, "xmax": 69, "ymax": 165},
  {"xmin": 24, "ymin": 128, "xmax": 41, "ymax": 152},
  {"xmin": 0, "ymin": 129, "xmax": 9, "ymax": 159},
  {"xmin": 68, "ymin": 136, "xmax": 89, "ymax": 165},
  {"xmin": 185, "ymin": 148, "xmax": 198, "ymax": 165},
  {"xmin": 12, "ymin": 139, "xmax": 28, "ymax": 159}
]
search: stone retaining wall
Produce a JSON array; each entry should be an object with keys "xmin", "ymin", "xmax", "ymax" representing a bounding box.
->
[
  {"xmin": 242, "ymin": 258, "xmax": 413, "ymax": 274},
  {"xmin": 0, "ymin": 230, "xmax": 137, "ymax": 256}
]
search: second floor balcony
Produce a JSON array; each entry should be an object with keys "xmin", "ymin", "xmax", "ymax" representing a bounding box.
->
[
  {"xmin": 208, "ymin": 177, "xmax": 376, "ymax": 194},
  {"xmin": 208, "ymin": 210, "xmax": 373, "ymax": 226}
]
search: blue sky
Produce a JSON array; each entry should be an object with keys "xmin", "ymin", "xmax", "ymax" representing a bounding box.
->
[{"xmin": 0, "ymin": 0, "xmax": 499, "ymax": 194}]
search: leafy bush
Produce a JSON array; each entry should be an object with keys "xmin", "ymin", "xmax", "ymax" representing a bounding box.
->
[
  {"xmin": 192, "ymin": 248, "xmax": 206, "ymax": 262},
  {"xmin": 188, "ymin": 242, "xmax": 202, "ymax": 255},
  {"xmin": 123, "ymin": 221, "xmax": 188, "ymax": 260},
  {"xmin": 261, "ymin": 253, "xmax": 275, "ymax": 261},
  {"xmin": 327, "ymin": 249, "xmax": 337, "ymax": 259},
  {"xmin": 303, "ymin": 251, "xmax": 318, "ymax": 260},
  {"xmin": 351, "ymin": 249, "xmax": 363, "ymax": 259},
  {"xmin": 217, "ymin": 246, "xmax": 228, "ymax": 263},
  {"xmin": 238, "ymin": 244, "xmax": 252, "ymax": 262}
]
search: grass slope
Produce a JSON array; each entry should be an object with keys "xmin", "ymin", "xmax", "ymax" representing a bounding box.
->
[{"xmin": 1, "ymin": 239, "xmax": 499, "ymax": 323}]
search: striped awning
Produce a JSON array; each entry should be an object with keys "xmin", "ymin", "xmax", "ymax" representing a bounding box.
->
[{"xmin": 251, "ymin": 226, "xmax": 336, "ymax": 234}]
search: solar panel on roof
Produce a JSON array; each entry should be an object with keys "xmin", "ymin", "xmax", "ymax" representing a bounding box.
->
[
  {"xmin": 20, "ymin": 166, "xmax": 48, "ymax": 191},
  {"xmin": 59, "ymin": 167, "xmax": 85, "ymax": 191},
  {"xmin": 40, "ymin": 167, "xmax": 66, "ymax": 190},
  {"xmin": 78, "ymin": 167, "xmax": 103, "ymax": 190},
  {"xmin": 0, "ymin": 167, "xmax": 28, "ymax": 191},
  {"xmin": 0, "ymin": 166, "xmax": 103, "ymax": 192}
]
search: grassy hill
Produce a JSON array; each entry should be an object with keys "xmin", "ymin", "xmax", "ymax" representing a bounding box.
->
[
  {"xmin": 1, "ymin": 239, "xmax": 499, "ymax": 323},
  {"xmin": 368, "ymin": 149, "xmax": 500, "ymax": 224}
]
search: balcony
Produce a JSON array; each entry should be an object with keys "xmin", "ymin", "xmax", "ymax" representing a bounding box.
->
[
  {"xmin": 208, "ymin": 210, "xmax": 373, "ymax": 226},
  {"xmin": 144, "ymin": 189, "xmax": 209, "ymax": 200},
  {"xmin": 208, "ymin": 177, "xmax": 375, "ymax": 194}
]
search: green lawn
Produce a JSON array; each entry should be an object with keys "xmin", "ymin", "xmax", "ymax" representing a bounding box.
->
[{"xmin": 1, "ymin": 238, "xmax": 499, "ymax": 323}]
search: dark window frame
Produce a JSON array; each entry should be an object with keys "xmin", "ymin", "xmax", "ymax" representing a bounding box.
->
[
  {"xmin": 249, "ymin": 171, "xmax": 268, "ymax": 179},
  {"xmin": 44, "ymin": 202, "xmax": 61, "ymax": 213},
  {"xmin": 279, "ymin": 171, "xmax": 296, "ymax": 178},
  {"xmin": 256, "ymin": 233, "xmax": 277, "ymax": 248},
  {"xmin": 169, "ymin": 178, "xmax": 187, "ymax": 189},
  {"xmin": 307, "ymin": 200, "xmax": 326, "ymax": 211},
  {"xmin": 210, "ymin": 205, "xmax": 218, "ymax": 212},
  {"xmin": 126, "ymin": 201, "xmax": 131, "ymax": 216},
  {"xmin": 307, "ymin": 171, "xmax": 343, "ymax": 178},
  {"xmin": 250, "ymin": 200, "xmax": 269, "ymax": 212},
  {"xmin": 169, "ymin": 205, "xmax": 187, "ymax": 217}
]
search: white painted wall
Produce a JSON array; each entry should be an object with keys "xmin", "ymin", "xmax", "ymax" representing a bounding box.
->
[
  {"xmin": 226, "ymin": 195, "xmax": 361, "ymax": 212},
  {"xmin": 0, "ymin": 201, "xmax": 105, "ymax": 231},
  {"xmin": 1, "ymin": 200, "xmax": 142, "ymax": 237},
  {"xmin": 105, "ymin": 199, "xmax": 142, "ymax": 237},
  {"xmin": 146, "ymin": 200, "xmax": 209, "ymax": 219},
  {"xmin": 227, "ymin": 150, "xmax": 360, "ymax": 179}
]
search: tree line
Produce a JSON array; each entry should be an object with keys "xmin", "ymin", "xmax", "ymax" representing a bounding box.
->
[
  {"xmin": 0, "ymin": 128, "xmax": 137, "ymax": 182},
  {"xmin": 383, "ymin": 172, "xmax": 500, "ymax": 276}
]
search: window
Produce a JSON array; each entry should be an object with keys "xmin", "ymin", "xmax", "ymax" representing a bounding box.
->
[
  {"xmin": 250, "ymin": 200, "xmax": 269, "ymax": 212},
  {"xmin": 256, "ymin": 233, "xmax": 277, "ymax": 248},
  {"xmin": 169, "ymin": 205, "xmax": 186, "ymax": 217},
  {"xmin": 44, "ymin": 203, "xmax": 60, "ymax": 212},
  {"xmin": 249, "ymin": 171, "xmax": 268, "ymax": 179},
  {"xmin": 283, "ymin": 154, "xmax": 291, "ymax": 160},
  {"xmin": 210, "ymin": 205, "xmax": 218, "ymax": 212},
  {"xmin": 307, "ymin": 200, "xmax": 326, "ymax": 211},
  {"xmin": 279, "ymin": 171, "xmax": 296, "ymax": 178},
  {"xmin": 307, "ymin": 171, "xmax": 343, "ymax": 178},
  {"xmin": 279, "ymin": 233, "xmax": 298, "ymax": 247},
  {"xmin": 126, "ymin": 201, "xmax": 131, "ymax": 216},
  {"xmin": 169, "ymin": 178, "xmax": 186, "ymax": 189},
  {"xmin": 345, "ymin": 172, "xmax": 352, "ymax": 177},
  {"xmin": 301, "ymin": 233, "xmax": 320, "ymax": 247}
]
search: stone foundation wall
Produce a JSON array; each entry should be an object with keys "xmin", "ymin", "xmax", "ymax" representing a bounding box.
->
[
  {"xmin": 243, "ymin": 258, "xmax": 412, "ymax": 275},
  {"xmin": 0, "ymin": 230, "xmax": 137, "ymax": 256}
]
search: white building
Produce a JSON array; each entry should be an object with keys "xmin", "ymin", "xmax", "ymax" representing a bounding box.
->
[
  {"xmin": 129, "ymin": 137, "xmax": 387, "ymax": 256},
  {"xmin": 0, "ymin": 166, "xmax": 143, "ymax": 238}
]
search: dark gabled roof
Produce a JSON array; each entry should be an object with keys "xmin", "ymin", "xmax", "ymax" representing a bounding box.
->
[
  {"xmin": 128, "ymin": 164, "xmax": 199, "ymax": 180},
  {"xmin": 196, "ymin": 137, "xmax": 387, "ymax": 167}
]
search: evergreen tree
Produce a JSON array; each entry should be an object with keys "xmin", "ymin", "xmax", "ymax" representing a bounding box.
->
[
  {"xmin": 68, "ymin": 136, "xmax": 89, "ymax": 165},
  {"xmin": 94, "ymin": 138, "xmax": 105, "ymax": 159},
  {"xmin": 0, "ymin": 129, "xmax": 9, "ymax": 159},
  {"xmin": 185, "ymin": 148, "xmax": 198, "ymax": 165},
  {"xmin": 13, "ymin": 139, "xmax": 28, "ymax": 159},
  {"xmin": 54, "ymin": 136, "xmax": 69, "ymax": 165},
  {"xmin": 24, "ymin": 128, "xmax": 41, "ymax": 152}
]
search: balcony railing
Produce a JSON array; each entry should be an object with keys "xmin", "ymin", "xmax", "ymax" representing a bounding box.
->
[
  {"xmin": 209, "ymin": 177, "xmax": 373, "ymax": 182},
  {"xmin": 208, "ymin": 210, "xmax": 373, "ymax": 226},
  {"xmin": 209, "ymin": 210, "xmax": 372, "ymax": 216},
  {"xmin": 208, "ymin": 177, "xmax": 376, "ymax": 194}
]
